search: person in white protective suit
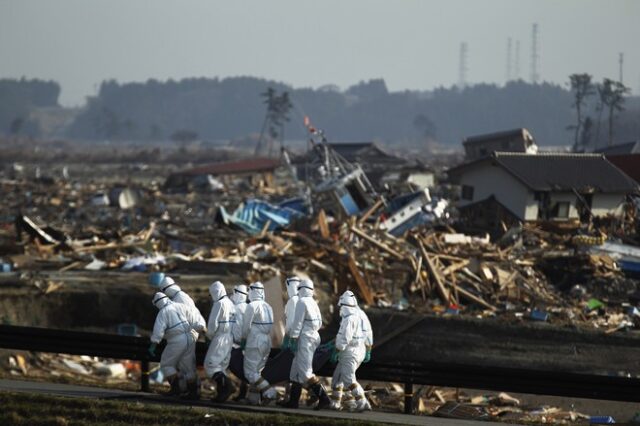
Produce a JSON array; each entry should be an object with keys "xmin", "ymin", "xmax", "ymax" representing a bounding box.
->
[
  {"xmin": 240, "ymin": 281, "xmax": 277, "ymax": 403},
  {"xmin": 282, "ymin": 276, "xmax": 301, "ymax": 350},
  {"xmin": 204, "ymin": 281, "xmax": 236, "ymax": 402},
  {"xmin": 230, "ymin": 284, "xmax": 248, "ymax": 344},
  {"xmin": 277, "ymin": 276, "xmax": 300, "ymax": 406},
  {"xmin": 284, "ymin": 278, "xmax": 331, "ymax": 410},
  {"xmin": 329, "ymin": 290, "xmax": 371, "ymax": 412},
  {"xmin": 230, "ymin": 284, "xmax": 249, "ymax": 400},
  {"xmin": 161, "ymin": 275, "xmax": 206, "ymax": 397},
  {"xmin": 149, "ymin": 292, "xmax": 206, "ymax": 398}
]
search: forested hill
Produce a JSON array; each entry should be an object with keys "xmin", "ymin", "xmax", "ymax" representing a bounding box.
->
[
  {"xmin": 3, "ymin": 77, "xmax": 638, "ymax": 147},
  {"xmin": 0, "ymin": 78, "xmax": 60, "ymax": 136},
  {"xmin": 66, "ymin": 77, "xmax": 575, "ymax": 146}
]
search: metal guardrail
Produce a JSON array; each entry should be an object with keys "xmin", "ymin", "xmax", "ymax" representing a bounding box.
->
[{"xmin": 1, "ymin": 324, "xmax": 639, "ymax": 413}]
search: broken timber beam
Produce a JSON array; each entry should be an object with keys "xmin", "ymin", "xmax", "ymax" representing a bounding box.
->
[
  {"xmin": 419, "ymin": 242, "xmax": 450, "ymax": 303},
  {"xmin": 347, "ymin": 251, "xmax": 375, "ymax": 306},
  {"xmin": 350, "ymin": 226, "xmax": 403, "ymax": 260}
]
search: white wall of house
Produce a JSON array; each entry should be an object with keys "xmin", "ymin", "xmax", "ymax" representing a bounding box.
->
[
  {"xmin": 407, "ymin": 172, "xmax": 435, "ymax": 188},
  {"xmin": 547, "ymin": 192, "xmax": 580, "ymax": 220},
  {"xmin": 591, "ymin": 193, "xmax": 625, "ymax": 217},
  {"xmin": 457, "ymin": 163, "xmax": 533, "ymax": 220}
]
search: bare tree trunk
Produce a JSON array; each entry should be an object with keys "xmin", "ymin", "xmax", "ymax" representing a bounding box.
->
[
  {"xmin": 608, "ymin": 106, "xmax": 614, "ymax": 147},
  {"xmin": 595, "ymin": 106, "xmax": 603, "ymax": 150},
  {"xmin": 574, "ymin": 104, "xmax": 581, "ymax": 150}
]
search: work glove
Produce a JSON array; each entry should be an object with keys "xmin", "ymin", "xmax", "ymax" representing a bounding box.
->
[
  {"xmin": 281, "ymin": 335, "xmax": 291, "ymax": 351},
  {"xmin": 240, "ymin": 339, "xmax": 246, "ymax": 351},
  {"xmin": 330, "ymin": 347, "xmax": 341, "ymax": 364},
  {"xmin": 364, "ymin": 346, "xmax": 372, "ymax": 363},
  {"xmin": 290, "ymin": 338, "xmax": 298, "ymax": 353},
  {"xmin": 147, "ymin": 342, "xmax": 157, "ymax": 357}
]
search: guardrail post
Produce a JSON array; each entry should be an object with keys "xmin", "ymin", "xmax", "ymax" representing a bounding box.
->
[
  {"xmin": 404, "ymin": 382, "xmax": 413, "ymax": 415},
  {"xmin": 141, "ymin": 359, "xmax": 150, "ymax": 392}
]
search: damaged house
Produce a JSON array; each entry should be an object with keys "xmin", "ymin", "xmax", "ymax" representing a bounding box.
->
[
  {"xmin": 463, "ymin": 128, "xmax": 538, "ymax": 161},
  {"xmin": 447, "ymin": 152, "xmax": 639, "ymax": 228}
]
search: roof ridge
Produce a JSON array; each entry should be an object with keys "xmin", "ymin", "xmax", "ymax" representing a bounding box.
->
[{"xmin": 494, "ymin": 151, "xmax": 603, "ymax": 158}]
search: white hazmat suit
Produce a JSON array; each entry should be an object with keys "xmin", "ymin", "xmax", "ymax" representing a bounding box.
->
[
  {"xmin": 204, "ymin": 281, "xmax": 236, "ymax": 402},
  {"xmin": 230, "ymin": 284, "xmax": 248, "ymax": 344},
  {"xmin": 204, "ymin": 281, "xmax": 236, "ymax": 377},
  {"xmin": 161, "ymin": 276, "xmax": 206, "ymax": 397},
  {"xmin": 283, "ymin": 276, "xmax": 300, "ymax": 348},
  {"xmin": 287, "ymin": 279, "xmax": 330, "ymax": 410},
  {"xmin": 150, "ymin": 292, "xmax": 205, "ymax": 395},
  {"xmin": 330, "ymin": 291, "xmax": 371, "ymax": 412},
  {"xmin": 241, "ymin": 282, "xmax": 277, "ymax": 401}
]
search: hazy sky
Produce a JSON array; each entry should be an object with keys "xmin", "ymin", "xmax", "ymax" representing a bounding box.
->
[{"xmin": 1, "ymin": 0, "xmax": 638, "ymax": 106}]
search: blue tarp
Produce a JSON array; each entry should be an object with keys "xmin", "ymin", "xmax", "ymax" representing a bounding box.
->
[{"xmin": 220, "ymin": 199, "xmax": 306, "ymax": 235}]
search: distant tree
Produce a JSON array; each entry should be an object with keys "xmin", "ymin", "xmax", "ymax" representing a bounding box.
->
[
  {"xmin": 10, "ymin": 117, "xmax": 24, "ymax": 135},
  {"xmin": 577, "ymin": 116, "xmax": 593, "ymax": 152},
  {"xmin": 568, "ymin": 74, "xmax": 594, "ymax": 151},
  {"xmin": 594, "ymin": 84, "xmax": 605, "ymax": 149},
  {"xmin": 599, "ymin": 78, "xmax": 631, "ymax": 146},
  {"xmin": 170, "ymin": 129, "xmax": 198, "ymax": 144},
  {"xmin": 413, "ymin": 114, "xmax": 437, "ymax": 140}
]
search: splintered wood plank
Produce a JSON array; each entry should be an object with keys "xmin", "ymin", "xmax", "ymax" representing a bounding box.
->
[
  {"xmin": 317, "ymin": 209, "xmax": 330, "ymax": 240},
  {"xmin": 347, "ymin": 251, "xmax": 374, "ymax": 305}
]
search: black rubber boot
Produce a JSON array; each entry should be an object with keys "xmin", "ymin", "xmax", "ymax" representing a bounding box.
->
[
  {"xmin": 233, "ymin": 381, "xmax": 248, "ymax": 401},
  {"xmin": 311, "ymin": 383, "xmax": 331, "ymax": 411},
  {"xmin": 213, "ymin": 372, "xmax": 234, "ymax": 403},
  {"xmin": 280, "ymin": 382, "xmax": 302, "ymax": 409},
  {"xmin": 164, "ymin": 377, "xmax": 181, "ymax": 397},
  {"xmin": 182, "ymin": 380, "xmax": 199, "ymax": 400}
]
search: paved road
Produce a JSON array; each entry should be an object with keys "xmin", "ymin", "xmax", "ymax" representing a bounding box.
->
[{"xmin": 0, "ymin": 379, "xmax": 518, "ymax": 426}]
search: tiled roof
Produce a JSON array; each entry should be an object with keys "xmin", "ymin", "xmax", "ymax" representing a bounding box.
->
[
  {"xmin": 178, "ymin": 158, "xmax": 280, "ymax": 176},
  {"xmin": 449, "ymin": 152, "xmax": 639, "ymax": 193}
]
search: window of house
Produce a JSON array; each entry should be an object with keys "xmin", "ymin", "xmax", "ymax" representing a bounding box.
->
[
  {"xmin": 552, "ymin": 201, "xmax": 570, "ymax": 218},
  {"xmin": 461, "ymin": 185, "xmax": 474, "ymax": 201}
]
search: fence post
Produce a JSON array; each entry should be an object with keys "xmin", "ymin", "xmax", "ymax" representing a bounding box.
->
[
  {"xmin": 141, "ymin": 359, "xmax": 150, "ymax": 392},
  {"xmin": 404, "ymin": 382, "xmax": 413, "ymax": 414}
]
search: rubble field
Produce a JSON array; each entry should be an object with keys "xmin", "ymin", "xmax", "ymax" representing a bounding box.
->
[{"xmin": 1, "ymin": 141, "xmax": 640, "ymax": 423}]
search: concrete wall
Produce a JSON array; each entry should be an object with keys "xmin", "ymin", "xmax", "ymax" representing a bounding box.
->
[{"xmin": 456, "ymin": 163, "xmax": 534, "ymax": 220}]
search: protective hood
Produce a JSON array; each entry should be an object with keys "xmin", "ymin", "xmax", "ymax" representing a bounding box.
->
[
  {"xmin": 209, "ymin": 281, "xmax": 227, "ymax": 302},
  {"xmin": 249, "ymin": 281, "xmax": 265, "ymax": 302},
  {"xmin": 152, "ymin": 292, "xmax": 170, "ymax": 310},
  {"xmin": 298, "ymin": 279, "xmax": 314, "ymax": 298},
  {"xmin": 285, "ymin": 276, "xmax": 301, "ymax": 299},
  {"xmin": 339, "ymin": 290, "xmax": 358, "ymax": 317},
  {"xmin": 163, "ymin": 283, "xmax": 181, "ymax": 299},
  {"xmin": 230, "ymin": 284, "xmax": 248, "ymax": 305},
  {"xmin": 160, "ymin": 276, "xmax": 178, "ymax": 296}
]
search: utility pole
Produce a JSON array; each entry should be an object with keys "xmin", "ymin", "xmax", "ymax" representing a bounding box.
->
[
  {"xmin": 515, "ymin": 40, "xmax": 521, "ymax": 80},
  {"xmin": 458, "ymin": 42, "xmax": 468, "ymax": 89},
  {"xmin": 530, "ymin": 23, "xmax": 539, "ymax": 84},
  {"xmin": 619, "ymin": 52, "xmax": 624, "ymax": 84},
  {"xmin": 506, "ymin": 37, "xmax": 512, "ymax": 83}
]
